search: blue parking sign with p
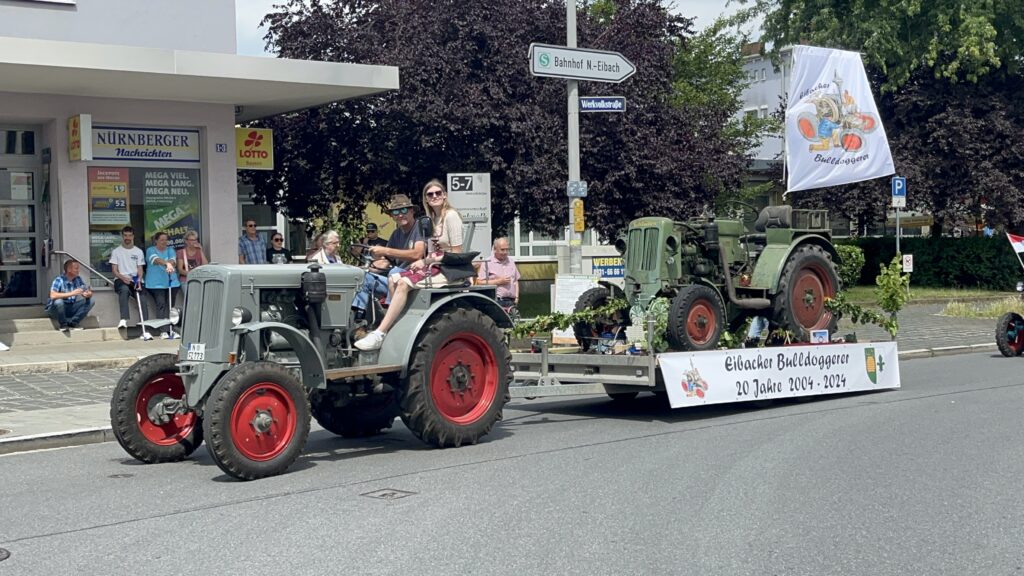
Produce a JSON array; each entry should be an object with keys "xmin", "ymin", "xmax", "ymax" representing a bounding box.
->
[{"xmin": 892, "ymin": 176, "xmax": 906, "ymax": 197}]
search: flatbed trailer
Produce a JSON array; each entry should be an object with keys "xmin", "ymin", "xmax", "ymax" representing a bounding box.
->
[{"xmin": 510, "ymin": 339, "xmax": 901, "ymax": 409}]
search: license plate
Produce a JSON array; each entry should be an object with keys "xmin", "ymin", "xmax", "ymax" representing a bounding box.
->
[{"xmin": 186, "ymin": 343, "xmax": 206, "ymax": 361}]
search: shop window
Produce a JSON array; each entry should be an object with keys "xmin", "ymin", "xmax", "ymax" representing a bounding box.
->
[
  {"xmin": 87, "ymin": 167, "xmax": 202, "ymax": 285},
  {"xmin": 1, "ymin": 130, "xmax": 35, "ymax": 156}
]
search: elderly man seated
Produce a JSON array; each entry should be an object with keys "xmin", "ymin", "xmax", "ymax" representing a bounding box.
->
[{"xmin": 46, "ymin": 260, "xmax": 95, "ymax": 332}]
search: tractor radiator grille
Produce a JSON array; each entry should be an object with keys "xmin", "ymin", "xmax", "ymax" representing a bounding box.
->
[
  {"xmin": 628, "ymin": 228, "xmax": 660, "ymax": 272},
  {"xmin": 183, "ymin": 278, "xmax": 224, "ymax": 343}
]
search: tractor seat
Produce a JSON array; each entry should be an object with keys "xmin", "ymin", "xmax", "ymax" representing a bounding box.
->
[{"xmin": 754, "ymin": 205, "xmax": 793, "ymax": 232}]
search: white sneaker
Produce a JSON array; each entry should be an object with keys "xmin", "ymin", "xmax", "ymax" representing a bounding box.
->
[
  {"xmin": 161, "ymin": 332, "xmax": 173, "ymax": 340},
  {"xmin": 354, "ymin": 330, "xmax": 385, "ymax": 351},
  {"xmin": 141, "ymin": 332, "xmax": 154, "ymax": 341},
  {"xmin": 117, "ymin": 319, "xmax": 127, "ymax": 329}
]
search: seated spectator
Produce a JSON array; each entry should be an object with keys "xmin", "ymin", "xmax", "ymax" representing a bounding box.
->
[
  {"xmin": 305, "ymin": 233, "xmax": 325, "ymax": 261},
  {"xmin": 177, "ymin": 229, "xmax": 208, "ymax": 283},
  {"xmin": 46, "ymin": 260, "xmax": 94, "ymax": 332},
  {"xmin": 309, "ymin": 230, "xmax": 343, "ymax": 264},
  {"xmin": 266, "ymin": 231, "xmax": 293, "ymax": 264}
]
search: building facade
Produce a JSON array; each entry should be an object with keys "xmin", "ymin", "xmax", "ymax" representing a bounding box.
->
[{"xmin": 0, "ymin": 0, "xmax": 398, "ymax": 320}]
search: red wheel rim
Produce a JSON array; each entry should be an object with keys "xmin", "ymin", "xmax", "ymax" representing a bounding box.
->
[
  {"xmin": 429, "ymin": 332, "xmax": 499, "ymax": 425},
  {"xmin": 686, "ymin": 299, "xmax": 717, "ymax": 345},
  {"xmin": 135, "ymin": 373, "xmax": 197, "ymax": 446},
  {"xmin": 791, "ymin": 263, "xmax": 835, "ymax": 330},
  {"xmin": 229, "ymin": 382, "xmax": 297, "ymax": 461}
]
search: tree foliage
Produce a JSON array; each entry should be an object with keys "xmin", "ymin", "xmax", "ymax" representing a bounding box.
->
[
  {"xmin": 745, "ymin": 0, "xmax": 1024, "ymax": 93},
  {"xmin": 248, "ymin": 0, "xmax": 755, "ymax": 239}
]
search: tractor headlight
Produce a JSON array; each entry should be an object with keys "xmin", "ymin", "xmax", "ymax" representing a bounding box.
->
[
  {"xmin": 614, "ymin": 238, "xmax": 627, "ymax": 255},
  {"xmin": 232, "ymin": 307, "xmax": 252, "ymax": 326},
  {"xmin": 1017, "ymin": 281, "xmax": 1023, "ymax": 293},
  {"xmin": 169, "ymin": 307, "xmax": 180, "ymax": 326}
]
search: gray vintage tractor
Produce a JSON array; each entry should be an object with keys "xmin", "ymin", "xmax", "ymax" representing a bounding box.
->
[
  {"xmin": 574, "ymin": 204, "xmax": 841, "ymax": 351},
  {"xmin": 110, "ymin": 259, "xmax": 512, "ymax": 480}
]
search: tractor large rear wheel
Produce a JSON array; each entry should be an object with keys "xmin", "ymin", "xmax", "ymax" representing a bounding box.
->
[
  {"xmin": 310, "ymin": 389, "xmax": 398, "ymax": 438},
  {"xmin": 111, "ymin": 353, "xmax": 203, "ymax": 463},
  {"xmin": 995, "ymin": 312, "xmax": 1024, "ymax": 357},
  {"xmin": 572, "ymin": 286, "xmax": 629, "ymax": 352},
  {"xmin": 401, "ymin": 308, "xmax": 511, "ymax": 448},
  {"xmin": 204, "ymin": 362, "xmax": 310, "ymax": 480},
  {"xmin": 773, "ymin": 245, "xmax": 840, "ymax": 341},
  {"xmin": 667, "ymin": 285, "xmax": 725, "ymax": 351}
]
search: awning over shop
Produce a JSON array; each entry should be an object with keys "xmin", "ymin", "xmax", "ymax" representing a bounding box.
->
[{"xmin": 0, "ymin": 36, "xmax": 399, "ymax": 121}]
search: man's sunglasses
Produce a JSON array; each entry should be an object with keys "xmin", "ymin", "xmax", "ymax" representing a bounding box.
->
[{"xmin": 389, "ymin": 207, "xmax": 410, "ymax": 216}]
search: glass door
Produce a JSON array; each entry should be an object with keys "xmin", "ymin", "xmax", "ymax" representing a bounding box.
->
[{"xmin": 0, "ymin": 169, "xmax": 42, "ymax": 304}]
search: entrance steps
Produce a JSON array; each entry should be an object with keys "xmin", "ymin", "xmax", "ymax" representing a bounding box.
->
[{"xmin": 0, "ymin": 306, "xmax": 144, "ymax": 349}]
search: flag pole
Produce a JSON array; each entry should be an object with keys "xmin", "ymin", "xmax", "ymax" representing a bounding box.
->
[{"xmin": 781, "ymin": 47, "xmax": 793, "ymax": 201}]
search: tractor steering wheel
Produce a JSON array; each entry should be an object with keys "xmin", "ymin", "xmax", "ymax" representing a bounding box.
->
[
  {"xmin": 721, "ymin": 199, "xmax": 760, "ymax": 231},
  {"xmin": 349, "ymin": 243, "xmax": 375, "ymax": 267}
]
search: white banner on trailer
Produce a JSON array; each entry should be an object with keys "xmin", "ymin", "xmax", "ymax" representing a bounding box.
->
[{"xmin": 658, "ymin": 342, "xmax": 900, "ymax": 409}]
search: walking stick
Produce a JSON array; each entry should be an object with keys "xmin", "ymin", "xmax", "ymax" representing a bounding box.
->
[
  {"xmin": 134, "ymin": 279, "xmax": 152, "ymax": 341},
  {"xmin": 167, "ymin": 268, "xmax": 176, "ymax": 339}
]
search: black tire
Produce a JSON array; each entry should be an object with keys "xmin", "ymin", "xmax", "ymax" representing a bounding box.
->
[
  {"xmin": 309, "ymin": 389, "xmax": 398, "ymax": 437},
  {"xmin": 607, "ymin": 391, "xmax": 640, "ymax": 402},
  {"xmin": 203, "ymin": 362, "xmax": 311, "ymax": 480},
  {"xmin": 773, "ymin": 244, "xmax": 841, "ymax": 341},
  {"xmin": 995, "ymin": 312, "xmax": 1024, "ymax": 357},
  {"xmin": 666, "ymin": 285, "xmax": 725, "ymax": 351},
  {"xmin": 401, "ymin": 308, "xmax": 511, "ymax": 448},
  {"xmin": 572, "ymin": 286, "xmax": 629, "ymax": 351},
  {"xmin": 110, "ymin": 353, "xmax": 203, "ymax": 463}
]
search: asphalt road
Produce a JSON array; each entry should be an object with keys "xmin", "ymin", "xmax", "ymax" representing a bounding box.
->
[{"xmin": 0, "ymin": 351, "xmax": 1022, "ymax": 576}]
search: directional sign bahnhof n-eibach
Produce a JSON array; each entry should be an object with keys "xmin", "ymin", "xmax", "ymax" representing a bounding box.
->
[{"xmin": 529, "ymin": 43, "xmax": 636, "ymax": 83}]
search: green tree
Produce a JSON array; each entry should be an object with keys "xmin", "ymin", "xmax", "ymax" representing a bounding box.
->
[{"xmin": 248, "ymin": 0, "xmax": 755, "ymax": 240}]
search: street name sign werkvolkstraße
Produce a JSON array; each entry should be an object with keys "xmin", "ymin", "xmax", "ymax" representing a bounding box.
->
[{"xmin": 529, "ymin": 43, "xmax": 636, "ymax": 83}]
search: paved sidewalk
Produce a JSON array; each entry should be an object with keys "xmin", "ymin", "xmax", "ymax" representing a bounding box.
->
[{"xmin": 0, "ymin": 302, "xmax": 1001, "ymax": 456}]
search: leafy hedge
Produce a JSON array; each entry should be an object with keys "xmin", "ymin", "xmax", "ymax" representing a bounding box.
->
[
  {"xmin": 834, "ymin": 244, "xmax": 865, "ymax": 289},
  {"xmin": 835, "ymin": 237, "xmax": 1023, "ymax": 289}
]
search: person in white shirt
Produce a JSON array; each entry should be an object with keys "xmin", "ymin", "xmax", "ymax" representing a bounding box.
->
[{"xmin": 109, "ymin": 225, "xmax": 147, "ymax": 329}]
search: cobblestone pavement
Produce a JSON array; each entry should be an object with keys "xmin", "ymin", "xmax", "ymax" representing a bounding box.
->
[
  {"xmin": 0, "ymin": 304, "xmax": 998, "ymax": 417},
  {"xmin": 0, "ymin": 369, "xmax": 122, "ymax": 414}
]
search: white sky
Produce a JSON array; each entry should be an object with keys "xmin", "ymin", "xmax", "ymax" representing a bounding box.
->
[{"xmin": 235, "ymin": 0, "xmax": 751, "ymax": 56}]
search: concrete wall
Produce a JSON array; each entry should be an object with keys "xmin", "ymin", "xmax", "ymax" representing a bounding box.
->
[
  {"xmin": 0, "ymin": 0, "xmax": 235, "ymax": 53},
  {"xmin": 0, "ymin": 90, "xmax": 237, "ymax": 325}
]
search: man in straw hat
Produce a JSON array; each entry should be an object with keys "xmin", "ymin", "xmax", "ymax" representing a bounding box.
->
[{"xmin": 352, "ymin": 194, "xmax": 427, "ymax": 321}]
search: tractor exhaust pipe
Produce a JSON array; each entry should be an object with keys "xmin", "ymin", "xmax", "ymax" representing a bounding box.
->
[{"xmin": 720, "ymin": 248, "xmax": 770, "ymax": 310}]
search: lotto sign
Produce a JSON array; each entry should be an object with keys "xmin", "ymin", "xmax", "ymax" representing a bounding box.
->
[
  {"xmin": 236, "ymin": 128, "xmax": 274, "ymax": 170},
  {"xmin": 658, "ymin": 342, "xmax": 900, "ymax": 409}
]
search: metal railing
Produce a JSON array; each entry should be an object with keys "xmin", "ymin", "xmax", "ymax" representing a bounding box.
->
[{"xmin": 51, "ymin": 250, "xmax": 117, "ymax": 288}]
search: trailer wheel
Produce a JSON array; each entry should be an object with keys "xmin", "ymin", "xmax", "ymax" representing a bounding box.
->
[
  {"xmin": 995, "ymin": 312, "xmax": 1024, "ymax": 357},
  {"xmin": 401, "ymin": 308, "xmax": 511, "ymax": 448},
  {"xmin": 667, "ymin": 285, "xmax": 725, "ymax": 351},
  {"xmin": 204, "ymin": 362, "xmax": 310, "ymax": 480},
  {"xmin": 773, "ymin": 245, "xmax": 840, "ymax": 341},
  {"xmin": 110, "ymin": 353, "xmax": 202, "ymax": 463},
  {"xmin": 573, "ymin": 287, "xmax": 629, "ymax": 351},
  {"xmin": 310, "ymin": 389, "xmax": 398, "ymax": 437}
]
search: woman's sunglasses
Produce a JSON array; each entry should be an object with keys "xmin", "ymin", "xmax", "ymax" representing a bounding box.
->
[
  {"xmin": 273, "ymin": 237, "xmax": 283, "ymax": 242},
  {"xmin": 425, "ymin": 191, "xmax": 444, "ymax": 198}
]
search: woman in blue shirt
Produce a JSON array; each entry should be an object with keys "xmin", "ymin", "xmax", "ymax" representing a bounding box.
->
[{"xmin": 145, "ymin": 232, "xmax": 181, "ymax": 339}]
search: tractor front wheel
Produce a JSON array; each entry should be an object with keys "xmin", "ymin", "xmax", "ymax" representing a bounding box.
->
[
  {"xmin": 110, "ymin": 353, "xmax": 202, "ymax": 463},
  {"xmin": 310, "ymin": 389, "xmax": 398, "ymax": 438},
  {"xmin": 666, "ymin": 285, "xmax": 725, "ymax": 351},
  {"xmin": 995, "ymin": 312, "xmax": 1024, "ymax": 357},
  {"xmin": 773, "ymin": 245, "xmax": 840, "ymax": 341},
  {"xmin": 401, "ymin": 308, "xmax": 511, "ymax": 447},
  {"xmin": 204, "ymin": 362, "xmax": 310, "ymax": 480}
]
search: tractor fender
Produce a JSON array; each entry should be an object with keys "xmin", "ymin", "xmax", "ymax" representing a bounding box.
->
[
  {"xmin": 232, "ymin": 321, "xmax": 326, "ymax": 390},
  {"xmin": 597, "ymin": 279, "xmax": 626, "ymax": 299},
  {"xmin": 181, "ymin": 321, "xmax": 326, "ymax": 407},
  {"xmin": 378, "ymin": 292, "xmax": 511, "ymax": 378},
  {"xmin": 751, "ymin": 235, "xmax": 840, "ymax": 295}
]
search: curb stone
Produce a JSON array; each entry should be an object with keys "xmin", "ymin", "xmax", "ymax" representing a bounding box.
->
[{"xmin": 0, "ymin": 342, "xmax": 1001, "ymax": 457}]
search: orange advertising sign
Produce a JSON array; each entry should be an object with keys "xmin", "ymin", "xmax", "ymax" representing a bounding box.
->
[
  {"xmin": 235, "ymin": 128, "xmax": 274, "ymax": 170},
  {"xmin": 68, "ymin": 114, "xmax": 93, "ymax": 161}
]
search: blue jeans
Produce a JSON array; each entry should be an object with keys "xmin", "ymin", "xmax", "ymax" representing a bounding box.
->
[
  {"xmin": 353, "ymin": 267, "xmax": 402, "ymax": 310},
  {"xmin": 46, "ymin": 297, "xmax": 95, "ymax": 328}
]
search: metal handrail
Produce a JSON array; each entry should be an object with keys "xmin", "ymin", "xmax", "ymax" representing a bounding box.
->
[{"xmin": 51, "ymin": 250, "xmax": 117, "ymax": 287}]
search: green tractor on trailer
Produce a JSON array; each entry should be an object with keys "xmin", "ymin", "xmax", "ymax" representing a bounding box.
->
[
  {"xmin": 573, "ymin": 204, "xmax": 842, "ymax": 351},
  {"xmin": 110, "ymin": 261, "xmax": 513, "ymax": 480}
]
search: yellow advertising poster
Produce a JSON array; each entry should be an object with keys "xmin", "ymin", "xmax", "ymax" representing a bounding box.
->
[
  {"xmin": 68, "ymin": 114, "xmax": 93, "ymax": 161},
  {"xmin": 88, "ymin": 167, "xmax": 130, "ymax": 229},
  {"xmin": 235, "ymin": 127, "xmax": 274, "ymax": 170}
]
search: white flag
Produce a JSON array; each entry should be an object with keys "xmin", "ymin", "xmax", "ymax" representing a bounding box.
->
[{"xmin": 786, "ymin": 45, "xmax": 895, "ymax": 193}]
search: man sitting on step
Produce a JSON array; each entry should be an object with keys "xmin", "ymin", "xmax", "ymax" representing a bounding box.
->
[{"xmin": 46, "ymin": 260, "xmax": 94, "ymax": 332}]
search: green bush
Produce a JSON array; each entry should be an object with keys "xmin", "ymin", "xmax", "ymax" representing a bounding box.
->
[
  {"xmin": 835, "ymin": 236, "xmax": 1022, "ymax": 290},
  {"xmin": 834, "ymin": 244, "xmax": 865, "ymax": 288}
]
